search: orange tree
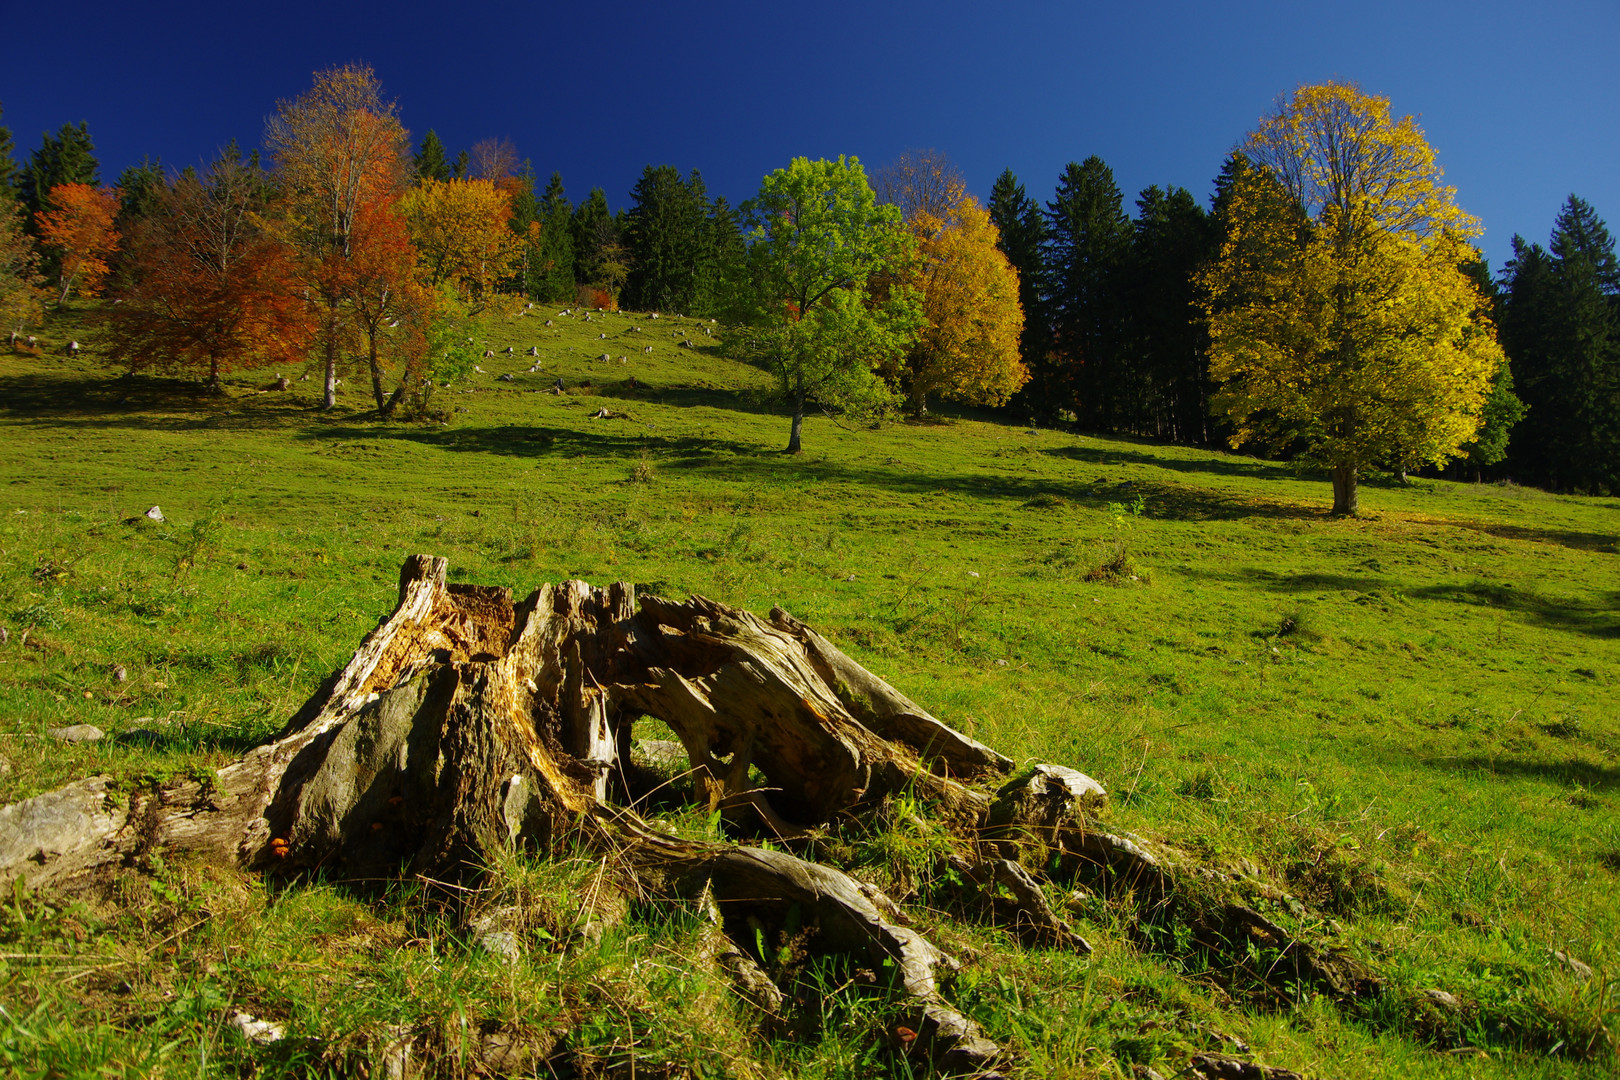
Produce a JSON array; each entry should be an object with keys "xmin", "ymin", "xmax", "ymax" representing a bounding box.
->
[
  {"xmin": 266, "ymin": 64, "xmax": 410, "ymax": 409},
  {"xmin": 104, "ymin": 149, "xmax": 313, "ymax": 388},
  {"xmin": 346, "ymin": 194, "xmax": 437, "ymax": 414},
  {"xmin": 35, "ymin": 182, "xmax": 120, "ymax": 304}
]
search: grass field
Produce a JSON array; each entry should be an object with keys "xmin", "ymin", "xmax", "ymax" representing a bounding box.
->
[{"xmin": 0, "ymin": 303, "xmax": 1616, "ymax": 1078}]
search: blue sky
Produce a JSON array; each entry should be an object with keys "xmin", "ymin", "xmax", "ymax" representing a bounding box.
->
[{"xmin": 3, "ymin": 0, "xmax": 1615, "ymax": 269}]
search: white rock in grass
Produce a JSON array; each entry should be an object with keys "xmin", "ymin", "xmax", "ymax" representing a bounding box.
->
[
  {"xmin": 48, "ymin": 724, "xmax": 105, "ymax": 743},
  {"xmin": 227, "ymin": 1010, "xmax": 286, "ymax": 1045},
  {"xmin": 144, "ymin": 506, "xmax": 164, "ymax": 522}
]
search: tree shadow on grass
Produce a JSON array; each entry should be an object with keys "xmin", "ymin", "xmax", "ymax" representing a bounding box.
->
[
  {"xmin": 1443, "ymin": 520, "xmax": 1620, "ymax": 555},
  {"xmin": 1405, "ymin": 582, "xmax": 1619, "ymax": 639},
  {"xmin": 297, "ymin": 422, "xmax": 1327, "ymax": 525},
  {"xmin": 0, "ymin": 370, "xmax": 324, "ymax": 432},
  {"xmin": 1417, "ymin": 755, "xmax": 1620, "ymax": 793},
  {"xmin": 1180, "ymin": 565, "xmax": 1618, "ymax": 639},
  {"xmin": 1041, "ymin": 441, "xmax": 1284, "ymax": 482}
]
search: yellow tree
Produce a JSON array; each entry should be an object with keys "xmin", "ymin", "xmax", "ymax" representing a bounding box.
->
[
  {"xmin": 905, "ymin": 196, "xmax": 1027, "ymax": 413},
  {"xmin": 266, "ymin": 64, "xmax": 410, "ymax": 409},
  {"xmin": 1201, "ymin": 83, "xmax": 1504, "ymax": 514},
  {"xmin": 397, "ymin": 178, "xmax": 523, "ymax": 305}
]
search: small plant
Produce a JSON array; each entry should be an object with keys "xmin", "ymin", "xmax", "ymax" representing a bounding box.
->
[{"xmin": 629, "ymin": 449, "xmax": 656, "ymax": 484}]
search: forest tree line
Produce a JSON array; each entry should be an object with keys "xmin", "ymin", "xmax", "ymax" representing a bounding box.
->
[{"xmin": 1, "ymin": 70, "xmax": 1616, "ymax": 495}]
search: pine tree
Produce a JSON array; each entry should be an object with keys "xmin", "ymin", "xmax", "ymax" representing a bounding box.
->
[
  {"xmin": 503, "ymin": 161, "xmax": 543, "ymax": 297},
  {"xmin": 19, "ymin": 122, "xmax": 100, "ymax": 222},
  {"xmin": 0, "ymin": 104, "xmax": 17, "ymax": 203},
  {"xmin": 624, "ymin": 165, "xmax": 712, "ymax": 313},
  {"xmin": 1126, "ymin": 184, "xmax": 1216, "ymax": 442},
  {"xmin": 988, "ymin": 170, "xmax": 1048, "ymax": 409},
  {"xmin": 1044, "ymin": 157, "xmax": 1131, "ymax": 428},
  {"xmin": 571, "ymin": 187, "xmax": 619, "ymax": 294},
  {"xmin": 1500, "ymin": 197, "xmax": 1620, "ymax": 492},
  {"xmin": 696, "ymin": 195, "xmax": 747, "ymax": 319},
  {"xmin": 451, "ymin": 150, "xmax": 469, "ymax": 180},
  {"xmin": 535, "ymin": 172, "xmax": 575, "ymax": 303},
  {"xmin": 414, "ymin": 130, "xmax": 451, "ymax": 183}
]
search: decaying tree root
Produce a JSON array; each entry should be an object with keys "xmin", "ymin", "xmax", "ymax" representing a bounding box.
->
[{"xmin": 0, "ymin": 555, "xmax": 1382, "ymax": 1076}]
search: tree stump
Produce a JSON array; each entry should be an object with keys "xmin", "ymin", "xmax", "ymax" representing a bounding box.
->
[{"xmin": 0, "ymin": 555, "xmax": 1384, "ymax": 1077}]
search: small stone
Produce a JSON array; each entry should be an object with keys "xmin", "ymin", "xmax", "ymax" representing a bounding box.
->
[
  {"xmin": 111, "ymin": 664, "xmax": 127, "ymax": 682},
  {"xmin": 0, "ymin": 626, "xmax": 8, "ymax": 644},
  {"xmin": 144, "ymin": 506, "xmax": 164, "ymax": 522},
  {"xmin": 236, "ymin": 562, "xmax": 248, "ymax": 570},
  {"xmin": 1421, "ymin": 988, "xmax": 1461, "ymax": 1012},
  {"xmin": 479, "ymin": 930, "xmax": 522, "ymax": 961},
  {"xmin": 227, "ymin": 1010, "xmax": 286, "ymax": 1045},
  {"xmin": 995, "ymin": 659, "xmax": 1008, "ymax": 667},
  {"xmin": 48, "ymin": 724, "xmax": 105, "ymax": 743}
]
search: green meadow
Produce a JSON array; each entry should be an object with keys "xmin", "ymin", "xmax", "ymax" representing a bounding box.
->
[{"xmin": 0, "ymin": 305, "xmax": 1616, "ymax": 1078}]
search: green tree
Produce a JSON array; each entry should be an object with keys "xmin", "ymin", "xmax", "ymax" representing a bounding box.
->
[
  {"xmin": 535, "ymin": 172, "xmax": 575, "ymax": 302},
  {"xmin": 741, "ymin": 156, "xmax": 922, "ymax": 453},
  {"xmin": 504, "ymin": 161, "xmax": 543, "ymax": 298},
  {"xmin": 571, "ymin": 187, "xmax": 624, "ymax": 299},
  {"xmin": 988, "ymin": 169, "xmax": 1048, "ymax": 406},
  {"xmin": 414, "ymin": 130, "xmax": 451, "ymax": 183},
  {"xmin": 695, "ymin": 195, "xmax": 747, "ymax": 319},
  {"xmin": 0, "ymin": 104, "xmax": 18, "ymax": 203},
  {"xmin": 19, "ymin": 122, "xmax": 99, "ymax": 221},
  {"xmin": 1125, "ymin": 184, "xmax": 1217, "ymax": 442},
  {"xmin": 624, "ymin": 164, "xmax": 712, "ymax": 313},
  {"xmin": 1499, "ymin": 197, "xmax": 1620, "ymax": 492},
  {"xmin": 1201, "ymin": 83, "xmax": 1504, "ymax": 514},
  {"xmin": 1044, "ymin": 157, "xmax": 1132, "ymax": 428}
]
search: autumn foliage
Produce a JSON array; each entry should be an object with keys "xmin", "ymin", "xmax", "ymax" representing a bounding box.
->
[
  {"xmin": 35, "ymin": 182, "xmax": 120, "ymax": 303},
  {"xmin": 345, "ymin": 194, "xmax": 437, "ymax": 413},
  {"xmin": 267, "ymin": 64, "xmax": 410, "ymax": 408},
  {"xmin": 1201, "ymin": 83, "xmax": 1504, "ymax": 513},
  {"xmin": 905, "ymin": 195, "xmax": 1027, "ymax": 412},
  {"xmin": 398, "ymin": 178, "xmax": 524, "ymax": 303},
  {"xmin": 104, "ymin": 153, "xmax": 313, "ymax": 386}
]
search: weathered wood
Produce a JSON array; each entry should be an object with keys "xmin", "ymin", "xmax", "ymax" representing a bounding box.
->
[{"xmin": 0, "ymin": 555, "xmax": 1390, "ymax": 1078}]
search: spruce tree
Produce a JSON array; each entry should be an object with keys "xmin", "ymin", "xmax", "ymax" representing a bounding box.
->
[
  {"xmin": 571, "ymin": 187, "xmax": 616, "ymax": 288},
  {"xmin": 988, "ymin": 170, "xmax": 1049, "ymax": 407},
  {"xmin": 1044, "ymin": 157, "xmax": 1131, "ymax": 428},
  {"xmin": 624, "ymin": 165, "xmax": 712, "ymax": 313},
  {"xmin": 414, "ymin": 130, "xmax": 452, "ymax": 183},
  {"xmin": 1125, "ymin": 184, "xmax": 1216, "ymax": 442},
  {"xmin": 536, "ymin": 172, "xmax": 575, "ymax": 302},
  {"xmin": 19, "ymin": 122, "xmax": 100, "ymax": 222},
  {"xmin": 1500, "ymin": 198, "xmax": 1620, "ymax": 492},
  {"xmin": 0, "ymin": 104, "xmax": 17, "ymax": 203},
  {"xmin": 696, "ymin": 195, "xmax": 747, "ymax": 320}
]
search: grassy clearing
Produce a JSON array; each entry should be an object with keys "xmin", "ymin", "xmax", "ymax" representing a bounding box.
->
[{"xmin": 0, "ymin": 305, "xmax": 1616, "ymax": 1077}]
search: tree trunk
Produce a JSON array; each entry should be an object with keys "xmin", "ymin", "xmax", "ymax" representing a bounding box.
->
[
  {"xmin": 323, "ymin": 296, "xmax": 340, "ymax": 410},
  {"xmin": 785, "ymin": 386, "xmax": 805, "ymax": 454},
  {"xmin": 367, "ymin": 333, "xmax": 387, "ymax": 413},
  {"xmin": 0, "ymin": 555, "xmax": 1394, "ymax": 1076},
  {"xmin": 1331, "ymin": 465, "xmax": 1359, "ymax": 515}
]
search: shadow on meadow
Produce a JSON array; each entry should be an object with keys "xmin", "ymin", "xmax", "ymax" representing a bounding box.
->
[
  {"xmin": 298, "ymin": 422, "xmax": 1328, "ymax": 525},
  {"xmin": 1420, "ymin": 754, "xmax": 1620, "ymax": 793},
  {"xmin": 1181, "ymin": 565, "xmax": 1618, "ymax": 639},
  {"xmin": 1446, "ymin": 519, "xmax": 1620, "ymax": 555},
  {"xmin": 0, "ymin": 370, "xmax": 321, "ymax": 432}
]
